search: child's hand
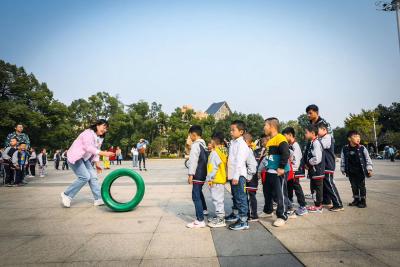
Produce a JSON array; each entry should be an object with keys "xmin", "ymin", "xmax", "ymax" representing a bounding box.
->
[
  {"xmin": 277, "ymin": 168, "xmax": 285, "ymax": 176},
  {"xmin": 188, "ymin": 175, "xmax": 193, "ymax": 184},
  {"xmin": 95, "ymin": 162, "xmax": 102, "ymax": 174},
  {"xmin": 367, "ymin": 171, "xmax": 373, "ymax": 177},
  {"xmin": 208, "ymin": 181, "xmax": 213, "ymax": 188},
  {"xmin": 232, "ymin": 179, "xmax": 239, "ymax": 185}
]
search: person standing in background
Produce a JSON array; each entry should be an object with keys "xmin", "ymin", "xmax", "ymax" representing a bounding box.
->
[
  {"xmin": 62, "ymin": 149, "xmax": 69, "ymax": 170},
  {"xmin": 4, "ymin": 123, "xmax": 30, "ymax": 149},
  {"xmin": 38, "ymin": 148, "xmax": 48, "ymax": 178},
  {"xmin": 54, "ymin": 150, "xmax": 61, "ymax": 170},
  {"xmin": 131, "ymin": 144, "xmax": 139, "ymax": 168},
  {"xmin": 116, "ymin": 146, "xmax": 122, "ymax": 165},
  {"xmin": 137, "ymin": 139, "xmax": 149, "ymax": 171},
  {"xmin": 27, "ymin": 147, "xmax": 37, "ymax": 177},
  {"xmin": 109, "ymin": 146, "xmax": 116, "ymax": 165}
]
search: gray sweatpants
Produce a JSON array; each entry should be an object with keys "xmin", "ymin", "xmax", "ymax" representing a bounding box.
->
[{"xmin": 209, "ymin": 184, "xmax": 225, "ymax": 218}]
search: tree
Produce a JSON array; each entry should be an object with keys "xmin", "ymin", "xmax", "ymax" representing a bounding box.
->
[
  {"xmin": 344, "ymin": 110, "xmax": 380, "ymax": 145},
  {"xmin": 332, "ymin": 127, "xmax": 348, "ymax": 154},
  {"xmin": 0, "ymin": 60, "xmax": 73, "ymax": 150},
  {"xmin": 376, "ymin": 102, "xmax": 400, "ymax": 133}
]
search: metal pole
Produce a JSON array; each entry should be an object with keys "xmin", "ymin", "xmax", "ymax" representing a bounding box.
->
[
  {"xmin": 396, "ymin": 0, "xmax": 400, "ymax": 53},
  {"xmin": 373, "ymin": 117, "xmax": 379, "ymax": 154}
]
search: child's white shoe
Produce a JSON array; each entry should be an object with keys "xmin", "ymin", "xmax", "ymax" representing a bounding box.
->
[
  {"xmin": 273, "ymin": 218, "xmax": 286, "ymax": 227},
  {"xmin": 258, "ymin": 212, "xmax": 273, "ymax": 218},
  {"xmin": 186, "ymin": 220, "xmax": 206, "ymax": 228}
]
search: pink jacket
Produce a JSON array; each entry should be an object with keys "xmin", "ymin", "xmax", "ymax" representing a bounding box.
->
[{"xmin": 67, "ymin": 129, "xmax": 103, "ymax": 164}]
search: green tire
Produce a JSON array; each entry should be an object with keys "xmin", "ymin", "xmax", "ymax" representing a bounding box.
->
[{"xmin": 101, "ymin": 168, "xmax": 145, "ymax": 212}]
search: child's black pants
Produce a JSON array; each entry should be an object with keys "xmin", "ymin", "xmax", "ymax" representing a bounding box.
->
[
  {"xmin": 310, "ymin": 179, "xmax": 323, "ymax": 206},
  {"xmin": 287, "ymin": 178, "xmax": 307, "ymax": 207},
  {"xmin": 349, "ymin": 174, "xmax": 366, "ymax": 199}
]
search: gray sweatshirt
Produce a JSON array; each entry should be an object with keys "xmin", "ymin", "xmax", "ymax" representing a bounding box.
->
[
  {"xmin": 188, "ymin": 139, "xmax": 207, "ymax": 176},
  {"xmin": 290, "ymin": 142, "xmax": 302, "ymax": 172},
  {"xmin": 206, "ymin": 150, "xmax": 222, "ymax": 181},
  {"xmin": 246, "ymin": 148, "xmax": 257, "ymax": 181}
]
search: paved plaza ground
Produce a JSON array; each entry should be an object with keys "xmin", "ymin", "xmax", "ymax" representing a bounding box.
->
[{"xmin": 0, "ymin": 159, "xmax": 399, "ymax": 267}]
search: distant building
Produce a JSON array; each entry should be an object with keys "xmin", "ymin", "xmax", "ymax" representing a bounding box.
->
[
  {"xmin": 181, "ymin": 105, "xmax": 208, "ymax": 120},
  {"xmin": 205, "ymin": 101, "xmax": 232, "ymax": 120}
]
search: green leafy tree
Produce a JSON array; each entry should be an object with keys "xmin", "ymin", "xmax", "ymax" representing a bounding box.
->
[{"xmin": 344, "ymin": 110, "xmax": 380, "ymax": 145}]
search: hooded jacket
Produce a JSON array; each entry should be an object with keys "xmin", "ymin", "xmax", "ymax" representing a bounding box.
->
[
  {"xmin": 206, "ymin": 145, "xmax": 228, "ymax": 184},
  {"xmin": 188, "ymin": 139, "xmax": 208, "ymax": 183}
]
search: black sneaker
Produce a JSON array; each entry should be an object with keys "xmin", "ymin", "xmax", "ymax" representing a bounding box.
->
[
  {"xmin": 357, "ymin": 199, "xmax": 367, "ymax": 208},
  {"xmin": 225, "ymin": 213, "xmax": 239, "ymax": 222},
  {"xmin": 144, "ymin": 168, "xmax": 147, "ymax": 171},
  {"xmin": 348, "ymin": 199, "xmax": 359, "ymax": 206},
  {"xmin": 139, "ymin": 168, "xmax": 142, "ymax": 171},
  {"xmin": 329, "ymin": 206, "xmax": 344, "ymax": 212},
  {"xmin": 229, "ymin": 219, "xmax": 249, "ymax": 230}
]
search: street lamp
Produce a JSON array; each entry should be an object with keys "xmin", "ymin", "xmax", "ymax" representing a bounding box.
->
[
  {"xmin": 376, "ymin": 0, "xmax": 400, "ymax": 53},
  {"xmin": 373, "ymin": 117, "xmax": 379, "ymax": 154}
]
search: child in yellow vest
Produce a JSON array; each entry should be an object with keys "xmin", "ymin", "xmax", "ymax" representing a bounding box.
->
[
  {"xmin": 206, "ymin": 132, "xmax": 228, "ymax": 228},
  {"xmin": 103, "ymin": 155, "xmax": 110, "ymax": 169}
]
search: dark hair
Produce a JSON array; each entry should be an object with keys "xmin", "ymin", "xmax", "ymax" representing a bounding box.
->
[
  {"xmin": 305, "ymin": 124, "xmax": 318, "ymax": 135},
  {"xmin": 18, "ymin": 142, "xmax": 26, "ymax": 145},
  {"xmin": 318, "ymin": 122, "xmax": 329, "ymax": 130},
  {"xmin": 231, "ymin": 120, "xmax": 246, "ymax": 132},
  {"xmin": 189, "ymin": 125, "xmax": 203, "ymax": 136},
  {"xmin": 347, "ymin": 130, "xmax": 360, "ymax": 138},
  {"xmin": 282, "ymin": 127, "xmax": 295, "ymax": 136},
  {"xmin": 15, "ymin": 123, "xmax": 23, "ymax": 127},
  {"xmin": 306, "ymin": 104, "xmax": 319, "ymax": 113},
  {"xmin": 90, "ymin": 119, "xmax": 109, "ymax": 138},
  {"xmin": 211, "ymin": 132, "xmax": 225, "ymax": 145},
  {"xmin": 10, "ymin": 137, "xmax": 17, "ymax": 141}
]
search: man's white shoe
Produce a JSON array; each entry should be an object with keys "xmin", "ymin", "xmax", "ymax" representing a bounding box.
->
[
  {"xmin": 60, "ymin": 192, "xmax": 71, "ymax": 208},
  {"xmin": 273, "ymin": 218, "xmax": 286, "ymax": 227},
  {"xmin": 94, "ymin": 199, "xmax": 104, "ymax": 206},
  {"xmin": 259, "ymin": 212, "xmax": 273, "ymax": 218},
  {"xmin": 186, "ymin": 220, "xmax": 206, "ymax": 228}
]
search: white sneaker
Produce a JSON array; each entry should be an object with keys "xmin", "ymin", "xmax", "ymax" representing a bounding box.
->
[
  {"xmin": 203, "ymin": 210, "xmax": 209, "ymax": 216},
  {"xmin": 259, "ymin": 212, "xmax": 273, "ymax": 218},
  {"xmin": 94, "ymin": 199, "xmax": 104, "ymax": 206},
  {"xmin": 40, "ymin": 175, "xmax": 45, "ymax": 178},
  {"xmin": 208, "ymin": 218, "xmax": 226, "ymax": 228},
  {"xmin": 60, "ymin": 192, "xmax": 71, "ymax": 208},
  {"xmin": 186, "ymin": 220, "xmax": 206, "ymax": 228},
  {"xmin": 273, "ymin": 218, "xmax": 286, "ymax": 227},
  {"xmin": 287, "ymin": 211, "xmax": 298, "ymax": 219}
]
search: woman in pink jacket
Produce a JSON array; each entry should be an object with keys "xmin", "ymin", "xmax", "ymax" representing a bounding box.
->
[{"xmin": 60, "ymin": 119, "xmax": 115, "ymax": 208}]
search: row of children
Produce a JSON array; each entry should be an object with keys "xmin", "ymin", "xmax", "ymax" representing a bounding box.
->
[
  {"xmin": 186, "ymin": 116, "xmax": 373, "ymax": 229},
  {"xmin": 1, "ymin": 138, "xmax": 48, "ymax": 186}
]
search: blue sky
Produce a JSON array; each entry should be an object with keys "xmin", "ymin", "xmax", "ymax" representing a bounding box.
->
[{"xmin": 1, "ymin": 0, "xmax": 399, "ymax": 127}]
